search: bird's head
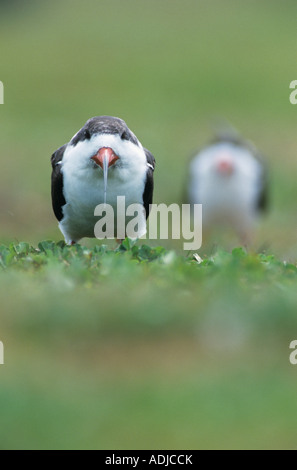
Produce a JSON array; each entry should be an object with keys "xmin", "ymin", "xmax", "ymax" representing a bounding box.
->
[
  {"xmin": 62, "ymin": 116, "xmax": 147, "ymax": 181},
  {"xmin": 192, "ymin": 140, "xmax": 262, "ymax": 183}
]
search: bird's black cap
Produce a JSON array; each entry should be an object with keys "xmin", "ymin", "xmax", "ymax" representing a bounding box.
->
[{"xmin": 70, "ymin": 116, "xmax": 139, "ymax": 147}]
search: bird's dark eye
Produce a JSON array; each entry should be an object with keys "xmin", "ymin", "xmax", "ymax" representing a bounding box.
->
[
  {"xmin": 84, "ymin": 129, "xmax": 91, "ymax": 139},
  {"xmin": 121, "ymin": 130, "xmax": 129, "ymax": 141}
]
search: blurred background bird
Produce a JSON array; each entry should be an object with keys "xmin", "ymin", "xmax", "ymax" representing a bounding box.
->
[{"xmin": 187, "ymin": 126, "xmax": 268, "ymax": 248}]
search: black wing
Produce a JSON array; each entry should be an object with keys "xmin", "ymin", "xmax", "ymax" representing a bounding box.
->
[
  {"xmin": 257, "ymin": 159, "xmax": 269, "ymax": 213},
  {"xmin": 51, "ymin": 144, "xmax": 67, "ymax": 222},
  {"xmin": 142, "ymin": 148, "xmax": 155, "ymax": 219}
]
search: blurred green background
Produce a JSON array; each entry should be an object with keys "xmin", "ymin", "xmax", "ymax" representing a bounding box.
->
[{"xmin": 0, "ymin": 0, "xmax": 297, "ymax": 450}]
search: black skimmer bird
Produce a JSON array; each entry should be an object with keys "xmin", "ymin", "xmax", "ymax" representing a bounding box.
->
[
  {"xmin": 187, "ymin": 132, "xmax": 268, "ymax": 246},
  {"xmin": 51, "ymin": 116, "xmax": 155, "ymax": 244}
]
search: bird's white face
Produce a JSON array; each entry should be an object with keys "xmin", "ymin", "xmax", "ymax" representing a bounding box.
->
[
  {"xmin": 190, "ymin": 142, "xmax": 261, "ymax": 181},
  {"xmin": 62, "ymin": 132, "xmax": 147, "ymax": 184}
]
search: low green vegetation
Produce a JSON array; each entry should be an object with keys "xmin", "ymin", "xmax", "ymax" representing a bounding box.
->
[{"xmin": 0, "ymin": 240, "xmax": 297, "ymax": 449}]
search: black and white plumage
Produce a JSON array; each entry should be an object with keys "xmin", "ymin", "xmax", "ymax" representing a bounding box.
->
[
  {"xmin": 51, "ymin": 116, "xmax": 155, "ymax": 244},
  {"xmin": 187, "ymin": 134, "xmax": 268, "ymax": 245}
]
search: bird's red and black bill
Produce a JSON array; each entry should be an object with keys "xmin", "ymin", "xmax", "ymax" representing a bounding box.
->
[{"xmin": 91, "ymin": 147, "xmax": 119, "ymax": 169}]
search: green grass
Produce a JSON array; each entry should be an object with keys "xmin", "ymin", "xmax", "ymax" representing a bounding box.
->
[
  {"xmin": 0, "ymin": 0, "xmax": 297, "ymax": 450},
  {"xmin": 1, "ymin": 240, "xmax": 297, "ymax": 449}
]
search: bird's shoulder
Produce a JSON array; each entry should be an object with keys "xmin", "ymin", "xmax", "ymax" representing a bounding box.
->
[
  {"xmin": 51, "ymin": 144, "xmax": 68, "ymax": 168},
  {"xmin": 143, "ymin": 147, "xmax": 156, "ymax": 172}
]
